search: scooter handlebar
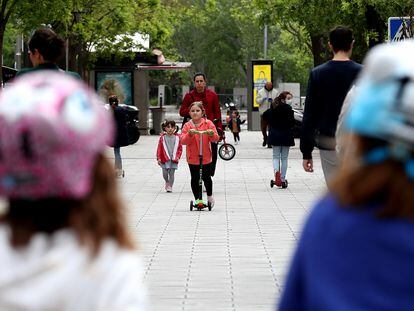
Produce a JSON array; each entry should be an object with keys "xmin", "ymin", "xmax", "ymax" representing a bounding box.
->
[{"xmin": 189, "ymin": 129, "xmax": 214, "ymax": 135}]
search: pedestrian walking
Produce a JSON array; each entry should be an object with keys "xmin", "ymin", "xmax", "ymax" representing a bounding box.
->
[
  {"xmin": 263, "ymin": 91, "xmax": 295, "ymax": 188},
  {"xmin": 181, "ymin": 101, "xmax": 219, "ymax": 207},
  {"xmin": 108, "ymin": 94, "xmax": 129, "ymax": 178},
  {"xmin": 300, "ymin": 25, "xmax": 362, "ymax": 185},
  {"xmin": 156, "ymin": 120, "xmax": 183, "ymax": 192},
  {"xmin": 0, "ymin": 72, "xmax": 147, "ymax": 310},
  {"xmin": 256, "ymin": 81, "xmax": 278, "ymax": 147},
  {"xmin": 179, "ymin": 72, "xmax": 222, "ymax": 177},
  {"xmin": 279, "ymin": 40, "xmax": 414, "ymax": 311},
  {"xmin": 16, "ymin": 27, "xmax": 80, "ymax": 79},
  {"xmin": 227, "ymin": 110, "xmax": 246, "ymax": 144}
]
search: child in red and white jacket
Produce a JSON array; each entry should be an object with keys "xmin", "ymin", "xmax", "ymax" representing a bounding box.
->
[
  {"xmin": 181, "ymin": 101, "xmax": 219, "ymax": 206},
  {"xmin": 156, "ymin": 120, "xmax": 183, "ymax": 192}
]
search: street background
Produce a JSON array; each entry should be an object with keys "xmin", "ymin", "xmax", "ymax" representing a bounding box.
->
[{"xmin": 110, "ymin": 125, "xmax": 326, "ymax": 311}]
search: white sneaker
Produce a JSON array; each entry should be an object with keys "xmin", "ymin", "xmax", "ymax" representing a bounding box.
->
[
  {"xmin": 166, "ymin": 185, "xmax": 172, "ymax": 192},
  {"xmin": 207, "ymin": 195, "xmax": 215, "ymax": 207},
  {"xmin": 116, "ymin": 169, "xmax": 124, "ymax": 178}
]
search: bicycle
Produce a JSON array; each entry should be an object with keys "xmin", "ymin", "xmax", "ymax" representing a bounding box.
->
[{"xmin": 213, "ymin": 119, "xmax": 236, "ymax": 161}]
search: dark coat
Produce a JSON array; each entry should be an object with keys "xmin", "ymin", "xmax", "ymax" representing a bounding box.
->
[
  {"xmin": 228, "ymin": 116, "xmax": 245, "ymax": 133},
  {"xmin": 111, "ymin": 106, "xmax": 129, "ymax": 147},
  {"xmin": 263, "ymin": 103, "xmax": 295, "ymax": 147},
  {"xmin": 16, "ymin": 63, "xmax": 81, "ymax": 80}
]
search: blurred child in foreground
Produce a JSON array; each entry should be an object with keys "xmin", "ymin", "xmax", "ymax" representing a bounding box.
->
[
  {"xmin": 0, "ymin": 72, "xmax": 147, "ymax": 310},
  {"xmin": 279, "ymin": 40, "xmax": 414, "ymax": 311}
]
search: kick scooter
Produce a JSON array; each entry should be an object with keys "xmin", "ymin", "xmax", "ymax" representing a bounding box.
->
[{"xmin": 190, "ymin": 129, "xmax": 213, "ymax": 211}]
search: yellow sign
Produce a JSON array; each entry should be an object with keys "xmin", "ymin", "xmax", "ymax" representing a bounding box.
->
[{"xmin": 253, "ymin": 64, "xmax": 272, "ymax": 108}]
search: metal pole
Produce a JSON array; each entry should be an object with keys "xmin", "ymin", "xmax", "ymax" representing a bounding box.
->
[
  {"xmin": 66, "ymin": 38, "xmax": 69, "ymax": 71},
  {"xmin": 15, "ymin": 34, "xmax": 23, "ymax": 70},
  {"xmin": 264, "ymin": 24, "xmax": 268, "ymax": 59}
]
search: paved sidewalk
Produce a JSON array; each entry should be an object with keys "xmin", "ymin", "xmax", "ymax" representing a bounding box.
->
[{"xmin": 112, "ymin": 130, "xmax": 326, "ymax": 311}]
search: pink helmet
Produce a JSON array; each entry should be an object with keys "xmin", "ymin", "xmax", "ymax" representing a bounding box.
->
[{"xmin": 0, "ymin": 72, "xmax": 114, "ymax": 199}]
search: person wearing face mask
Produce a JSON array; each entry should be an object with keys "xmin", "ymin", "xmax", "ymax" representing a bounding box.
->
[
  {"xmin": 256, "ymin": 82, "xmax": 278, "ymax": 147},
  {"xmin": 263, "ymin": 91, "xmax": 295, "ymax": 188}
]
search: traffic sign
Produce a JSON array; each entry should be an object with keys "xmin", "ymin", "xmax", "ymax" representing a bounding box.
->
[{"xmin": 388, "ymin": 17, "xmax": 412, "ymax": 42}]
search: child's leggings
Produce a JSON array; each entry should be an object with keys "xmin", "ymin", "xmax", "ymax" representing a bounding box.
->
[
  {"xmin": 162, "ymin": 168, "xmax": 175, "ymax": 185},
  {"xmin": 232, "ymin": 132, "xmax": 240, "ymax": 142},
  {"xmin": 188, "ymin": 163, "xmax": 212, "ymax": 199}
]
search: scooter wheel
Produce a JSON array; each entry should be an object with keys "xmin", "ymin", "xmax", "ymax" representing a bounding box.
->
[
  {"xmin": 208, "ymin": 201, "xmax": 212, "ymax": 211},
  {"xmin": 270, "ymin": 180, "xmax": 274, "ymax": 188},
  {"xmin": 190, "ymin": 200, "xmax": 193, "ymax": 211}
]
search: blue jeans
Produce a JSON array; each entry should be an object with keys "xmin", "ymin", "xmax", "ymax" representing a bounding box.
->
[
  {"xmin": 114, "ymin": 147, "xmax": 122, "ymax": 170},
  {"xmin": 272, "ymin": 146, "xmax": 290, "ymax": 181}
]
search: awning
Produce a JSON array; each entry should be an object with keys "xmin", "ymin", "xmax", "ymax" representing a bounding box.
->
[{"xmin": 134, "ymin": 61, "xmax": 191, "ymax": 71}]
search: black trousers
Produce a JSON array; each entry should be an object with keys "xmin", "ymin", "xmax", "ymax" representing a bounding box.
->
[
  {"xmin": 210, "ymin": 142, "xmax": 218, "ymax": 177},
  {"xmin": 232, "ymin": 132, "xmax": 240, "ymax": 142},
  {"xmin": 189, "ymin": 163, "xmax": 212, "ymax": 200},
  {"xmin": 260, "ymin": 115, "xmax": 268, "ymax": 140}
]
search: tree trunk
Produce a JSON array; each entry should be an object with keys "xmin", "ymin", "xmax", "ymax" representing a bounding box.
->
[
  {"xmin": 365, "ymin": 5, "xmax": 385, "ymax": 48},
  {"xmin": 0, "ymin": 28, "xmax": 4, "ymax": 87},
  {"xmin": 310, "ymin": 34, "xmax": 325, "ymax": 67}
]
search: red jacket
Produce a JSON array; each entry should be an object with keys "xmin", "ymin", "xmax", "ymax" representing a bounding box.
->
[
  {"xmin": 179, "ymin": 89, "xmax": 223, "ymax": 129},
  {"xmin": 156, "ymin": 133, "xmax": 183, "ymax": 164},
  {"xmin": 181, "ymin": 118, "xmax": 219, "ymax": 165}
]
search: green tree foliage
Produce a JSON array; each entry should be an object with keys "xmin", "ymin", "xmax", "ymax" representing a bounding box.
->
[
  {"xmin": 9, "ymin": 0, "xmax": 165, "ymax": 76},
  {"xmin": 164, "ymin": 0, "xmax": 313, "ymax": 89},
  {"xmin": 168, "ymin": 0, "xmax": 246, "ymax": 88},
  {"xmin": 255, "ymin": 0, "xmax": 414, "ymax": 67}
]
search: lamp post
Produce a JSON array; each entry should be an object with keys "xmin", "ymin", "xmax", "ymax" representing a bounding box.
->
[{"xmin": 264, "ymin": 24, "xmax": 268, "ymax": 59}]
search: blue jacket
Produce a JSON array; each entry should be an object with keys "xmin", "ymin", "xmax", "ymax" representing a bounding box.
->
[{"xmin": 278, "ymin": 195, "xmax": 414, "ymax": 311}]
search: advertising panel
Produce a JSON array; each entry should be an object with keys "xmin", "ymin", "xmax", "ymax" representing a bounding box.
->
[
  {"xmin": 96, "ymin": 71, "xmax": 133, "ymax": 105},
  {"xmin": 252, "ymin": 61, "xmax": 272, "ymax": 111}
]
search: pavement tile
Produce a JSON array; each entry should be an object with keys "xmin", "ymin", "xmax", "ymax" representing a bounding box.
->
[{"xmin": 111, "ymin": 125, "xmax": 326, "ymax": 311}]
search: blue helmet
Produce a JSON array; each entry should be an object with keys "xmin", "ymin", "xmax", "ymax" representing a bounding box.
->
[{"xmin": 345, "ymin": 40, "xmax": 414, "ymax": 178}]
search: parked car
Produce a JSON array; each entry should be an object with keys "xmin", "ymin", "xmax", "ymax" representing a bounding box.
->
[{"xmin": 292, "ymin": 108, "xmax": 303, "ymax": 138}]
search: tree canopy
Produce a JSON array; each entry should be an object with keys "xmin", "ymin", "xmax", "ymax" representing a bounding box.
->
[{"xmin": 2, "ymin": 0, "xmax": 414, "ymax": 91}]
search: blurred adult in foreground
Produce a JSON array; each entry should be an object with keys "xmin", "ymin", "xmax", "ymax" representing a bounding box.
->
[
  {"xmin": 0, "ymin": 72, "xmax": 147, "ymax": 310},
  {"xmin": 279, "ymin": 40, "xmax": 414, "ymax": 311},
  {"xmin": 16, "ymin": 27, "xmax": 80, "ymax": 79}
]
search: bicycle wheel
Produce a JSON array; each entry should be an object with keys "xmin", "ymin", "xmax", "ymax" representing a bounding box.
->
[{"xmin": 219, "ymin": 143, "xmax": 236, "ymax": 161}]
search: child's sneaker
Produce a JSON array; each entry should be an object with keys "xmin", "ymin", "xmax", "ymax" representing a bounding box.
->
[
  {"xmin": 275, "ymin": 171, "xmax": 282, "ymax": 187},
  {"xmin": 116, "ymin": 169, "xmax": 124, "ymax": 178},
  {"xmin": 165, "ymin": 183, "xmax": 170, "ymax": 192},
  {"xmin": 207, "ymin": 195, "xmax": 215, "ymax": 208},
  {"xmin": 166, "ymin": 184, "xmax": 172, "ymax": 192}
]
